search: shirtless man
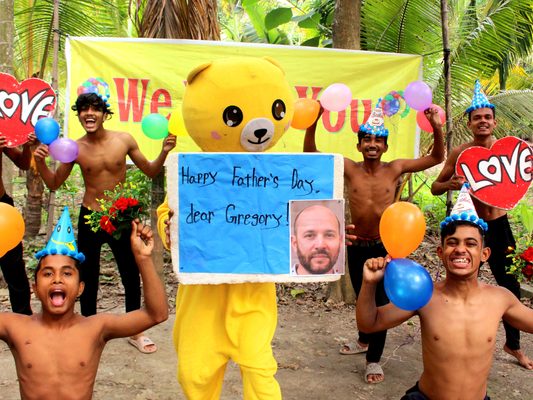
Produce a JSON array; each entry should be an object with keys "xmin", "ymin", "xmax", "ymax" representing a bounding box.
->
[
  {"xmin": 0, "ymin": 219, "xmax": 168, "ymax": 400},
  {"xmin": 34, "ymin": 93, "xmax": 175, "ymax": 352},
  {"xmin": 0, "ymin": 132, "xmax": 37, "ymax": 316},
  {"xmin": 356, "ymin": 218, "xmax": 533, "ymax": 400},
  {"xmin": 431, "ymin": 82, "xmax": 532, "ymax": 369},
  {"xmin": 304, "ymin": 101, "xmax": 444, "ymax": 383}
]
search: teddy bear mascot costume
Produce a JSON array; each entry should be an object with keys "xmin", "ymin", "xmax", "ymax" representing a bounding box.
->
[{"xmin": 157, "ymin": 57, "xmax": 295, "ymax": 399}]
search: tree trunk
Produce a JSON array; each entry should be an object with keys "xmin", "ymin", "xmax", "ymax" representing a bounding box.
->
[
  {"xmin": 326, "ymin": 0, "xmax": 362, "ymax": 304},
  {"xmin": 0, "ymin": 0, "xmax": 15, "ymax": 197},
  {"xmin": 151, "ymin": 168, "xmax": 166, "ymax": 289},
  {"xmin": 24, "ymin": 154, "xmax": 44, "ymax": 238}
]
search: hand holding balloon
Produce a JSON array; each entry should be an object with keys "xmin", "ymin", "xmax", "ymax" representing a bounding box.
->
[
  {"xmin": 384, "ymin": 258, "xmax": 433, "ymax": 311},
  {"xmin": 49, "ymin": 138, "xmax": 79, "ymax": 163},
  {"xmin": 417, "ymin": 104, "xmax": 445, "ymax": 132},
  {"xmin": 363, "ymin": 255, "xmax": 392, "ymax": 284}
]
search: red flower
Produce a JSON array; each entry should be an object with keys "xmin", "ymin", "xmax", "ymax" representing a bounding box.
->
[
  {"xmin": 127, "ymin": 198, "xmax": 139, "ymax": 207},
  {"xmin": 109, "ymin": 206, "xmax": 117, "ymax": 218},
  {"xmin": 520, "ymin": 247, "xmax": 533, "ymax": 263},
  {"xmin": 100, "ymin": 215, "xmax": 116, "ymax": 235},
  {"xmin": 113, "ymin": 196, "xmax": 129, "ymax": 212}
]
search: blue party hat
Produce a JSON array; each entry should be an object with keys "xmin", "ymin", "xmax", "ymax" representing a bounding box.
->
[
  {"xmin": 465, "ymin": 79, "xmax": 495, "ymax": 114},
  {"xmin": 360, "ymin": 98, "xmax": 389, "ymax": 137},
  {"xmin": 440, "ymin": 184, "xmax": 488, "ymax": 231},
  {"xmin": 36, "ymin": 207, "xmax": 85, "ymax": 263}
]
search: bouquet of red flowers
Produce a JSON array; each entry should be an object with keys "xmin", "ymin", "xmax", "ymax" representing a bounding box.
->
[
  {"xmin": 507, "ymin": 239, "xmax": 533, "ymax": 282},
  {"xmin": 84, "ymin": 182, "xmax": 149, "ymax": 240},
  {"xmin": 506, "ymin": 204, "xmax": 533, "ymax": 282}
]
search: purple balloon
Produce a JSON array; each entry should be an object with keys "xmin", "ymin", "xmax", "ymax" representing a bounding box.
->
[
  {"xmin": 383, "ymin": 101, "xmax": 393, "ymax": 117},
  {"xmin": 49, "ymin": 138, "xmax": 79, "ymax": 163},
  {"xmin": 404, "ymin": 81, "xmax": 433, "ymax": 111}
]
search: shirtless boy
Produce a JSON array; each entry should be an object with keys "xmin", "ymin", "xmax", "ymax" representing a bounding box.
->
[
  {"xmin": 34, "ymin": 93, "xmax": 176, "ymax": 352},
  {"xmin": 356, "ymin": 217, "xmax": 533, "ymax": 400},
  {"xmin": 0, "ymin": 132, "xmax": 37, "ymax": 315},
  {"xmin": 304, "ymin": 100, "xmax": 444, "ymax": 383},
  {"xmin": 0, "ymin": 218, "xmax": 168, "ymax": 400},
  {"xmin": 431, "ymin": 80, "xmax": 532, "ymax": 369}
]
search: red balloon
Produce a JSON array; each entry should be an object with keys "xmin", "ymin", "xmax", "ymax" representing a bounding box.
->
[{"xmin": 416, "ymin": 104, "xmax": 445, "ymax": 132}]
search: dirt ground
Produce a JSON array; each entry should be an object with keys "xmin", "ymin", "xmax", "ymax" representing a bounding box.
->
[{"xmin": 2, "ymin": 239, "xmax": 533, "ymax": 399}]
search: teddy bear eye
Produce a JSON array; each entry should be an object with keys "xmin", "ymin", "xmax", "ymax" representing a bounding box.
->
[
  {"xmin": 223, "ymin": 106, "xmax": 243, "ymax": 127},
  {"xmin": 272, "ymin": 100, "xmax": 286, "ymax": 121}
]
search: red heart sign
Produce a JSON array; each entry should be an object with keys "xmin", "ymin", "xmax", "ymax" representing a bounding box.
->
[
  {"xmin": 456, "ymin": 136, "xmax": 533, "ymax": 210},
  {"xmin": 0, "ymin": 73, "xmax": 56, "ymax": 147}
]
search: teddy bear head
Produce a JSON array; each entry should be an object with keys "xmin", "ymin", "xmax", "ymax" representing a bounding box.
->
[{"xmin": 182, "ymin": 57, "xmax": 294, "ymax": 152}]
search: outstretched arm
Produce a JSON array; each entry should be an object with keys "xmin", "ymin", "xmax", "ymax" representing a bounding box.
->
[
  {"xmin": 501, "ymin": 289, "xmax": 533, "ymax": 334},
  {"xmin": 33, "ymin": 143, "xmax": 75, "ymax": 190},
  {"xmin": 303, "ymin": 106, "xmax": 324, "ymax": 153},
  {"xmin": 356, "ymin": 256, "xmax": 416, "ymax": 333},
  {"xmin": 2, "ymin": 133, "xmax": 38, "ymax": 170},
  {"xmin": 101, "ymin": 220, "xmax": 168, "ymax": 340},
  {"xmin": 430, "ymin": 146, "xmax": 466, "ymax": 195},
  {"xmin": 128, "ymin": 133, "xmax": 176, "ymax": 178},
  {"xmin": 394, "ymin": 107, "xmax": 445, "ymax": 174}
]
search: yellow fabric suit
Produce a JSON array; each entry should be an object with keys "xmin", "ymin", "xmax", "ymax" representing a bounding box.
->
[{"xmin": 157, "ymin": 197, "xmax": 282, "ymax": 400}]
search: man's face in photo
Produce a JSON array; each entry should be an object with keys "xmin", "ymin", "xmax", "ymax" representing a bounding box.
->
[{"xmin": 291, "ymin": 205, "xmax": 342, "ymax": 275}]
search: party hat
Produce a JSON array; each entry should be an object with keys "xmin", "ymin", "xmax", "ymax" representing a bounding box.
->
[
  {"xmin": 440, "ymin": 184, "xmax": 488, "ymax": 231},
  {"xmin": 360, "ymin": 98, "xmax": 389, "ymax": 137},
  {"xmin": 465, "ymin": 79, "xmax": 495, "ymax": 114},
  {"xmin": 36, "ymin": 207, "xmax": 85, "ymax": 262}
]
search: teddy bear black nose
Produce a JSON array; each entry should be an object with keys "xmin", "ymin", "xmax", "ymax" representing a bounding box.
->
[{"xmin": 254, "ymin": 129, "xmax": 267, "ymax": 139}]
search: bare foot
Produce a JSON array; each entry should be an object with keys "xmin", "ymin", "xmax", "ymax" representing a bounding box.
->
[
  {"xmin": 365, "ymin": 362, "xmax": 384, "ymax": 383},
  {"xmin": 504, "ymin": 345, "xmax": 533, "ymax": 369},
  {"xmin": 130, "ymin": 333, "xmax": 156, "ymax": 353}
]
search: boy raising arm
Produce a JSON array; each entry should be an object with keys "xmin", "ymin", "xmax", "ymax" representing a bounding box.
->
[
  {"xmin": 356, "ymin": 218, "xmax": 533, "ymax": 399},
  {"xmin": 0, "ymin": 218, "xmax": 168, "ymax": 400}
]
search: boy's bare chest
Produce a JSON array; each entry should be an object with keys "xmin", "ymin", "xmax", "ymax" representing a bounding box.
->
[{"xmin": 77, "ymin": 144, "xmax": 128, "ymax": 175}]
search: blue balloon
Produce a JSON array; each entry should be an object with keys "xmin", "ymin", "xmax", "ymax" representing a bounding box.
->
[
  {"xmin": 384, "ymin": 258, "xmax": 433, "ymax": 311},
  {"xmin": 34, "ymin": 117, "xmax": 60, "ymax": 145},
  {"xmin": 389, "ymin": 98, "xmax": 401, "ymax": 115}
]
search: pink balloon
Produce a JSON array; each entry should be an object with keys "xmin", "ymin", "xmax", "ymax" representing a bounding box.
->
[
  {"xmin": 49, "ymin": 138, "xmax": 79, "ymax": 163},
  {"xmin": 404, "ymin": 81, "xmax": 433, "ymax": 111},
  {"xmin": 320, "ymin": 83, "xmax": 352, "ymax": 112},
  {"xmin": 416, "ymin": 104, "xmax": 446, "ymax": 132}
]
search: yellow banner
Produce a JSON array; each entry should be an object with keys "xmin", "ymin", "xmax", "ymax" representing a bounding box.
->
[{"xmin": 66, "ymin": 38, "xmax": 422, "ymax": 162}]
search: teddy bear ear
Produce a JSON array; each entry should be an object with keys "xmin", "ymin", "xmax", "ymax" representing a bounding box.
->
[
  {"xmin": 187, "ymin": 62, "xmax": 213, "ymax": 84},
  {"xmin": 263, "ymin": 57, "xmax": 285, "ymax": 75}
]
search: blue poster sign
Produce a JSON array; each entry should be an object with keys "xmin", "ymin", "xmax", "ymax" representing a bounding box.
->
[{"xmin": 178, "ymin": 153, "xmax": 335, "ymax": 274}]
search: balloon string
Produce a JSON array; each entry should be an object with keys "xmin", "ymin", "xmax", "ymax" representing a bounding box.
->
[{"xmin": 380, "ymin": 261, "xmax": 442, "ymax": 368}]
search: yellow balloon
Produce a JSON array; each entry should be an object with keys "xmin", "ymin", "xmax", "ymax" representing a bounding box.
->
[
  {"xmin": 0, "ymin": 203, "xmax": 25, "ymax": 255},
  {"xmin": 168, "ymin": 106, "xmax": 188, "ymax": 137}
]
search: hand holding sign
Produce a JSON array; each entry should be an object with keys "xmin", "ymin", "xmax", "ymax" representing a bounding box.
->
[{"xmin": 456, "ymin": 137, "xmax": 533, "ymax": 210}]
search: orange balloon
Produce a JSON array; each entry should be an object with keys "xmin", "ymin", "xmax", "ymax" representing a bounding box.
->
[
  {"xmin": 379, "ymin": 202, "xmax": 426, "ymax": 258},
  {"xmin": 0, "ymin": 203, "xmax": 25, "ymax": 255},
  {"xmin": 291, "ymin": 98, "xmax": 320, "ymax": 130}
]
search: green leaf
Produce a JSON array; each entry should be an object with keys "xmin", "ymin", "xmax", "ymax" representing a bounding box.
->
[
  {"xmin": 521, "ymin": 203, "xmax": 533, "ymax": 234},
  {"xmin": 265, "ymin": 7, "xmax": 293, "ymax": 31},
  {"xmin": 298, "ymin": 12, "xmax": 322, "ymax": 29},
  {"xmin": 301, "ymin": 36, "xmax": 320, "ymax": 47},
  {"xmin": 241, "ymin": 0, "xmax": 261, "ymax": 6},
  {"xmin": 291, "ymin": 289, "xmax": 304, "ymax": 298}
]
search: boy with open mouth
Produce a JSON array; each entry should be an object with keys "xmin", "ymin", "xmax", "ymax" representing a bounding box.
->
[{"xmin": 0, "ymin": 208, "xmax": 168, "ymax": 400}]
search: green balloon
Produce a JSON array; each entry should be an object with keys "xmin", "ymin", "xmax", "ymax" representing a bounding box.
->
[
  {"xmin": 384, "ymin": 94, "xmax": 394, "ymax": 101},
  {"xmin": 141, "ymin": 114, "xmax": 168, "ymax": 140},
  {"xmin": 82, "ymin": 82, "xmax": 91, "ymax": 87},
  {"xmin": 397, "ymin": 90, "xmax": 404, "ymax": 96},
  {"xmin": 96, "ymin": 77, "xmax": 104, "ymax": 83}
]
